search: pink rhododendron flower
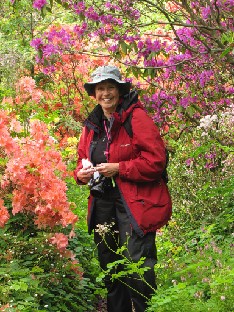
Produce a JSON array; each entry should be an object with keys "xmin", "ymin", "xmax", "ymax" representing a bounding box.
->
[
  {"xmin": 69, "ymin": 259, "xmax": 83, "ymax": 276},
  {"xmin": 69, "ymin": 229, "xmax": 76, "ymax": 239},
  {"xmin": 10, "ymin": 118, "xmax": 23, "ymax": 133},
  {"xmin": 165, "ymin": 1, "xmax": 180, "ymax": 12},
  {"xmin": 0, "ymin": 199, "xmax": 10, "ymax": 227},
  {"xmin": 33, "ymin": 0, "xmax": 47, "ymax": 10},
  {"xmin": 201, "ymin": 6, "xmax": 211, "ymax": 19},
  {"xmin": 0, "ymin": 304, "xmax": 10, "ymax": 311},
  {"xmin": 32, "ymin": 90, "xmax": 43, "ymax": 102},
  {"xmin": 0, "ymin": 114, "xmax": 77, "ymax": 231},
  {"xmin": 30, "ymin": 38, "xmax": 43, "ymax": 49},
  {"xmin": 1, "ymin": 176, "xmax": 10, "ymax": 189},
  {"xmin": 2, "ymin": 97, "xmax": 13, "ymax": 106},
  {"xmin": 61, "ymin": 211, "xmax": 78, "ymax": 227},
  {"xmin": 14, "ymin": 77, "xmax": 43, "ymax": 104},
  {"xmin": 50, "ymin": 233, "xmax": 68, "ymax": 251},
  {"xmin": 16, "ymin": 76, "xmax": 36, "ymax": 93},
  {"xmin": 0, "ymin": 113, "xmax": 19, "ymax": 154}
]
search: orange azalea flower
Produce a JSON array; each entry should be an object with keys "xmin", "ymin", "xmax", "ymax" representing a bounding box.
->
[
  {"xmin": 0, "ymin": 198, "xmax": 10, "ymax": 227},
  {"xmin": 50, "ymin": 233, "xmax": 69, "ymax": 251}
]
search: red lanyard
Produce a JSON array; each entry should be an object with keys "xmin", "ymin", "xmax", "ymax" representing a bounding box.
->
[{"xmin": 104, "ymin": 120, "xmax": 111, "ymax": 161}]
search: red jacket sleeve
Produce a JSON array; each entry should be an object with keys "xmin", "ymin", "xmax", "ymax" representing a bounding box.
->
[{"xmin": 119, "ymin": 108, "xmax": 166, "ymax": 182}]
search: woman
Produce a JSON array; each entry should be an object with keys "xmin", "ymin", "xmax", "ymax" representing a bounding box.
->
[{"xmin": 74, "ymin": 65, "xmax": 172, "ymax": 312}]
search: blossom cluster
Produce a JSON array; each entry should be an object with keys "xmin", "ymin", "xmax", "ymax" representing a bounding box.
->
[
  {"xmin": 95, "ymin": 222, "xmax": 116, "ymax": 237},
  {"xmin": 33, "ymin": 0, "xmax": 47, "ymax": 10},
  {"xmin": 0, "ymin": 111, "xmax": 78, "ymax": 233},
  {"xmin": 16, "ymin": 76, "xmax": 43, "ymax": 103},
  {"xmin": 17, "ymin": 0, "xmax": 233, "ymax": 144},
  {"xmin": 198, "ymin": 104, "xmax": 234, "ymax": 144},
  {"xmin": 198, "ymin": 115, "xmax": 218, "ymax": 134},
  {"xmin": 28, "ymin": 0, "xmax": 233, "ymax": 132}
]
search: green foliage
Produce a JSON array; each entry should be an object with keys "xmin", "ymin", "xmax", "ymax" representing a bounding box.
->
[
  {"xmin": 145, "ymin": 121, "xmax": 233, "ymax": 312},
  {"xmin": 167, "ymin": 129, "xmax": 234, "ymax": 240},
  {"xmin": 66, "ymin": 177, "xmax": 90, "ymax": 224},
  {"xmin": 0, "ymin": 0, "xmax": 37, "ymax": 93},
  {"xmin": 147, "ymin": 230, "xmax": 233, "ymax": 312},
  {"xmin": 0, "ymin": 0, "xmax": 78, "ymax": 100},
  {"xmin": 0, "ymin": 185, "xmax": 102, "ymax": 311},
  {"xmin": 1, "ymin": 2, "xmax": 233, "ymax": 311},
  {"xmin": 65, "ymin": 178, "xmax": 105, "ymax": 294}
]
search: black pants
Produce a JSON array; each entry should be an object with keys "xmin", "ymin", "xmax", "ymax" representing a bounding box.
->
[{"xmin": 94, "ymin": 197, "xmax": 157, "ymax": 312}]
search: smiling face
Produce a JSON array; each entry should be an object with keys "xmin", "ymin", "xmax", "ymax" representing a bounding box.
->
[{"xmin": 94, "ymin": 80, "xmax": 120, "ymax": 118}]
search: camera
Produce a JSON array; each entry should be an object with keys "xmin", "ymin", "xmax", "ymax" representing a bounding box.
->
[{"xmin": 88, "ymin": 174, "xmax": 113, "ymax": 198}]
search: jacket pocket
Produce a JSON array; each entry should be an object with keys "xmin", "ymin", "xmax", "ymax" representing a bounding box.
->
[
  {"xmin": 118, "ymin": 143, "xmax": 133, "ymax": 161},
  {"xmin": 136, "ymin": 180, "xmax": 170, "ymax": 206}
]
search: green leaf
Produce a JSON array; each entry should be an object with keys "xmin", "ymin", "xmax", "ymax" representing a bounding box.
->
[
  {"xmin": 220, "ymin": 46, "xmax": 233, "ymax": 57},
  {"xmin": 132, "ymin": 67, "xmax": 139, "ymax": 78},
  {"xmin": 120, "ymin": 41, "xmax": 128, "ymax": 54},
  {"xmin": 10, "ymin": 281, "xmax": 28, "ymax": 291},
  {"xmin": 31, "ymin": 266, "xmax": 44, "ymax": 273}
]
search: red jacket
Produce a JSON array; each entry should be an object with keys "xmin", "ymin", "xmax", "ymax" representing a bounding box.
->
[{"xmin": 74, "ymin": 92, "xmax": 172, "ymax": 237}]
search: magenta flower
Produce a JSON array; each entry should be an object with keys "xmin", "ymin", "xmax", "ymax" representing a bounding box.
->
[
  {"xmin": 108, "ymin": 44, "xmax": 118, "ymax": 52},
  {"xmin": 185, "ymin": 158, "xmax": 194, "ymax": 167},
  {"xmin": 73, "ymin": 23, "xmax": 87, "ymax": 37},
  {"xmin": 201, "ymin": 6, "xmax": 211, "ymax": 19},
  {"xmin": 204, "ymin": 162, "xmax": 217, "ymax": 169},
  {"xmin": 33, "ymin": 0, "xmax": 47, "ymax": 10},
  {"xmin": 137, "ymin": 41, "xmax": 144, "ymax": 50},
  {"xmin": 180, "ymin": 97, "xmax": 190, "ymax": 108},
  {"xmin": 30, "ymin": 38, "xmax": 43, "ymax": 49},
  {"xmin": 73, "ymin": 2, "xmax": 86, "ymax": 15},
  {"xmin": 42, "ymin": 44, "xmax": 60, "ymax": 57},
  {"xmin": 85, "ymin": 6, "xmax": 99, "ymax": 21},
  {"xmin": 205, "ymin": 152, "xmax": 216, "ymax": 159},
  {"xmin": 43, "ymin": 66, "xmax": 55, "ymax": 74}
]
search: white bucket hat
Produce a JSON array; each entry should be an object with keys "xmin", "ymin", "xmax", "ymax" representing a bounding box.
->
[{"xmin": 84, "ymin": 65, "xmax": 131, "ymax": 96}]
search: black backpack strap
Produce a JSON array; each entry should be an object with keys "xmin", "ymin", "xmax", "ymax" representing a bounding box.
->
[
  {"xmin": 121, "ymin": 92, "xmax": 140, "ymax": 138},
  {"xmin": 123, "ymin": 112, "xmax": 133, "ymax": 138}
]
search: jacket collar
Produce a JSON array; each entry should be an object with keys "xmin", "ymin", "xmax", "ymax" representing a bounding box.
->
[{"xmin": 118, "ymin": 90, "xmax": 138, "ymax": 112}]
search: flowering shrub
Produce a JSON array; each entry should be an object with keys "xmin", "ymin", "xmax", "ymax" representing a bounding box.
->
[
  {"xmin": 1, "ymin": 1, "xmax": 233, "ymax": 310},
  {"xmin": 0, "ymin": 220, "xmax": 99, "ymax": 311},
  {"xmin": 198, "ymin": 104, "xmax": 234, "ymax": 146},
  {"xmin": 25, "ymin": 0, "xmax": 234, "ymax": 139},
  {"xmin": 0, "ymin": 100, "xmax": 99, "ymax": 310},
  {"xmin": 0, "ymin": 110, "xmax": 77, "ymax": 245}
]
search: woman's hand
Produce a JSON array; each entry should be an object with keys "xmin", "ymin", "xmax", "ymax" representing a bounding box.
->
[
  {"xmin": 77, "ymin": 167, "xmax": 95, "ymax": 184},
  {"xmin": 96, "ymin": 163, "xmax": 119, "ymax": 177}
]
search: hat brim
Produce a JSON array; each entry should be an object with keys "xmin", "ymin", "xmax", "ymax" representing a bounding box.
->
[{"xmin": 84, "ymin": 77, "xmax": 131, "ymax": 96}]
